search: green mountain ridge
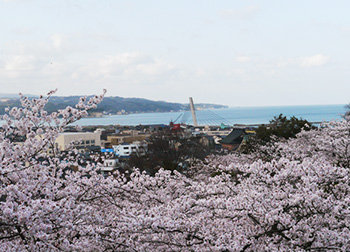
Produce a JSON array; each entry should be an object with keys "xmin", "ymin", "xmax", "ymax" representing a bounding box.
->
[{"xmin": 0, "ymin": 95, "xmax": 228, "ymax": 115}]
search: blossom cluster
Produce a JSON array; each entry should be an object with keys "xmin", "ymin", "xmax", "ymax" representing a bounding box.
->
[{"xmin": 1, "ymin": 93, "xmax": 350, "ymax": 251}]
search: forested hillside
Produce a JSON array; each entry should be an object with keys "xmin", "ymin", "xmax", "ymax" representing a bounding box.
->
[{"xmin": 0, "ymin": 95, "xmax": 227, "ymax": 114}]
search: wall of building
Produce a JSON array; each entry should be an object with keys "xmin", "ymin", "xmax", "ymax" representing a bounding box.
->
[
  {"xmin": 108, "ymin": 135, "xmax": 149, "ymax": 145},
  {"xmin": 55, "ymin": 132, "xmax": 101, "ymax": 151},
  {"xmin": 113, "ymin": 142, "xmax": 147, "ymax": 157}
]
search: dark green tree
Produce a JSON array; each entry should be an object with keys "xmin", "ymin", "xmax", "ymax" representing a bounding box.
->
[
  {"xmin": 242, "ymin": 114, "xmax": 314, "ymax": 155},
  {"xmin": 255, "ymin": 114, "xmax": 313, "ymax": 143},
  {"xmin": 127, "ymin": 128, "xmax": 209, "ymax": 175}
]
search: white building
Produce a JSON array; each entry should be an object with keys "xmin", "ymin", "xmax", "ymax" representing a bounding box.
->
[
  {"xmin": 55, "ymin": 132, "xmax": 101, "ymax": 151},
  {"xmin": 113, "ymin": 142, "xmax": 147, "ymax": 157},
  {"xmin": 100, "ymin": 159, "xmax": 118, "ymax": 173}
]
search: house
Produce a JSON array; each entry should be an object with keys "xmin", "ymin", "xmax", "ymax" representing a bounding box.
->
[
  {"xmin": 100, "ymin": 159, "xmax": 119, "ymax": 176},
  {"xmin": 220, "ymin": 128, "xmax": 250, "ymax": 151},
  {"xmin": 200, "ymin": 135, "xmax": 224, "ymax": 151},
  {"xmin": 199, "ymin": 136, "xmax": 215, "ymax": 149},
  {"xmin": 113, "ymin": 141, "xmax": 147, "ymax": 157}
]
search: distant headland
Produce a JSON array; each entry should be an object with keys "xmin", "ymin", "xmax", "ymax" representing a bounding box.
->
[{"xmin": 0, "ymin": 94, "xmax": 228, "ymax": 115}]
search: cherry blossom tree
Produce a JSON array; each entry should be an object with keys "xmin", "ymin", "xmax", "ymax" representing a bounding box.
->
[
  {"xmin": 1, "ymin": 91, "xmax": 350, "ymax": 251},
  {"xmin": 0, "ymin": 90, "xmax": 108, "ymax": 251}
]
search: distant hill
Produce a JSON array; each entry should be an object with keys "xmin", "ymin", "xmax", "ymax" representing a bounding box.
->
[{"xmin": 0, "ymin": 95, "xmax": 227, "ymax": 115}]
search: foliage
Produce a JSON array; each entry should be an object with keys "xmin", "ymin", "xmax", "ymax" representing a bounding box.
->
[
  {"xmin": 127, "ymin": 128, "xmax": 209, "ymax": 175},
  {"xmin": 241, "ymin": 114, "xmax": 313, "ymax": 155},
  {"xmin": 1, "ymin": 93, "xmax": 350, "ymax": 251},
  {"xmin": 255, "ymin": 114, "xmax": 313, "ymax": 143}
]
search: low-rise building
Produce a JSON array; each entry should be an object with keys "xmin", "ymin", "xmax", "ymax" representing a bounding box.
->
[
  {"xmin": 113, "ymin": 142, "xmax": 147, "ymax": 157},
  {"xmin": 106, "ymin": 128, "xmax": 150, "ymax": 145},
  {"xmin": 55, "ymin": 132, "xmax": 101, "ymax": 151},
  {"xmin": 107, "ymin": 134, "xmax": 149, "ymax": 146},
  {"xmin": 219, "ymin": 128, "xmax": 254, "ymax": 151},
  {"xmin": 100, "ymin": 158, "xmax": 118, "ymax": 173}
]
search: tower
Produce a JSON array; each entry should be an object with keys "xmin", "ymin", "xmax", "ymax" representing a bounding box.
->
[{"xmin": 189, "ymin": 97, "xmax": 198, "ymax": 126}]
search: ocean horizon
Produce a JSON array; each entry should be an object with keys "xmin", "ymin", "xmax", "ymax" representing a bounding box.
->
[
  {"xmin": 0, "ymin": 104, "xmax": 347, "ymax": 127},
  {"xmin": 70, "ymin": 104, "xmax": 347, "ymax": 126}
]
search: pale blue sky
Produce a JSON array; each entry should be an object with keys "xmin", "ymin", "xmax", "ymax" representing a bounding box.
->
[{"xmin": 1, "ymin": 0, "xmax": 350, "ymax": 106}]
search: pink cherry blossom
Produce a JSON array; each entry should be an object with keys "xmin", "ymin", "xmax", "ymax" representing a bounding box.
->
[{"xmin": 1, "ymin": 91, "xmax": 350, "ymax": 251}]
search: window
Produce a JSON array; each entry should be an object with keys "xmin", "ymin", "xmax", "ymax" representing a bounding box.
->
[
  {"xmin": 91, "ymin": 139, "xmax": 95, "ymax": 144},
  {"xmin": 123, "ymin": 146, "xmax": 129, "ymax": 150},
  {"xmin": 86, "ymin": 140, "xmax": 90, "ymax": 145}
]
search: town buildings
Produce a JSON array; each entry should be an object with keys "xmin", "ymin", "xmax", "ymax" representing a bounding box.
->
[
  {"xmin": 55, "ymin": 131, "xmax": 101, "ymax": 151},
  {"xmin": 46, "ymin": 124, "xmax": 256, "ymax": 174}
]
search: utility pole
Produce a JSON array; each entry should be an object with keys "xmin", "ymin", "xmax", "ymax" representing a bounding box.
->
[{"xmin": 189, "ymin": 97, "xmax": 198, "ymax": 126}]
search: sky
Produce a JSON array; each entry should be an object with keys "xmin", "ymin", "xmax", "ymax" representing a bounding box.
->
[{"xmin": 1, "ymin": 0, "xmax": 350, "ymax": 107}]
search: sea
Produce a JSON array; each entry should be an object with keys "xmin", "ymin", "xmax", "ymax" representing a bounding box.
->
[
  {"xmin": 67, "ymin": 104, "xmax": 347, "ymax": 127},
  {"xmin": 0, "ymin": 104, "xmax": 346, "ymax": 127}
]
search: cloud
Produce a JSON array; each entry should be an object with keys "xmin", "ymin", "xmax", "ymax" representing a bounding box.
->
[
  {"xmin": 132, "ymin": 59, "xmax": 175, "ymax": 76},
  {"xmin": 93, "ymin": 52, "xmax": 153, "ymax": 75},
  {"xmin": 51, "ymin": 34, "xmax": 65, "ymax": 50},
  {"xmin": 236, "ymin": 56, "xmax": 250, "ymax": 63},
  {"xmin": 0, "ymin": 32, "xmax": 180, "ymax": 93},
  {"xmin": 86, "ymin": 52, "xmax": 175, "ymax": 79},
  {"xmin": 342, "ymin": 26, "xmax": 350, "ymax": 32},
  {"xmin": 0, "ymin": 33, "xmax": 78, "ymax": 78},
  {"xmin": 1, "ymin": 55, "xmax": 37, "ymax": 77},
  {"xmin": 232, "ymin": 68, "xmax": 246, "ymax": 74},
  {"xmin": 299, "ymin": 54, "xmax": 330, "ymax": 68},
  {"xmin": 275, "ymin": 55, "xmax": 330, "ymax": 69},
  {"xmin": 218, "ymin": 5, "xmax": 261, "ymax": 19}
]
